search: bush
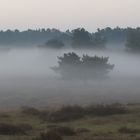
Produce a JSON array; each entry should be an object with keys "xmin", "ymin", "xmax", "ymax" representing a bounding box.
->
[
  {"xmin": 0, "ymin": 123, "xmax": 32, "ymax": 135},
  {"xmin": 47, "ymin": 105, "xmax": 84, "ymax": 122},
  {"xmin": 52, "ymin": 52, "xmax": 114, "ymax": 80},
  {"xmin": 118, "ymin": 126, "xmax": 140, "ymax": 134},
  {"xmin": 21, "ymin": 106, "xmax": 41, "ymax": 116},
  {"xmin": 43, "ymin": 104, "xmax": 127, "ymax": 122},
  {"xmin": 21, "ymin": 106, "xmax": 49, "ymax": 120},
  {"xmin": 21, "ymin": 104, "xmax": 127, "ymax": 123},
  {"xmin": 85, "ymin": 104, "xmax": 127, "ymax": 116}
]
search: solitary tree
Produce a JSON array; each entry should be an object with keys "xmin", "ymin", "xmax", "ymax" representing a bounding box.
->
[{"xmin": 52, "ymin": 52, "xmax": 114, "ymax": 80}]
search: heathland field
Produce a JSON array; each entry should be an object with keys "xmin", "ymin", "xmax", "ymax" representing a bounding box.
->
[{"xmin": 0, "ymin": 104, "xmax": 140, "ymax": 140}]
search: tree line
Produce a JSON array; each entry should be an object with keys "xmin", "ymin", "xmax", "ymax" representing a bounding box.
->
[{"xmin": 0, "ymin": 27, "xmax": 140, "ymax": 51}]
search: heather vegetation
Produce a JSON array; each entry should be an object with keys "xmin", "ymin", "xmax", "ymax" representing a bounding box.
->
[{"xmin": 0, "ymin": 104, "xmax": 140, "ymax": 140}]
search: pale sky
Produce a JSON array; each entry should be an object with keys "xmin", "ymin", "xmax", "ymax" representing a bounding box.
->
[{"xmin": 0, "ymin": 0, "xmax": 140, "ymax": 31}]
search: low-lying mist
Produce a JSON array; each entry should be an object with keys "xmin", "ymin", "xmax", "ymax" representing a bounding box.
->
[{"xmin": 0, "ymin": 46, "xmax": 140, "ymax": 109}]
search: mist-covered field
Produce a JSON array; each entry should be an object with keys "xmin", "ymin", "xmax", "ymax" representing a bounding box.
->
[{"xmin": 0, "ymin": 46, "xmax": 140, "ymax": 108}]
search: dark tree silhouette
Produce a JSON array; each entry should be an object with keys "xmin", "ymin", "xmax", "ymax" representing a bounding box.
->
[
  {"xmin": 97, "ymin": 27, "xmax": 127, "ymax": 44},
  {"xmin": 92, "ymin": 32, "xmax": 106, "ymax": 48},
  {"xmin": 52, "ymin": 52, "xmax": 114, "ymax": 80},
  {"xmin": 45, "ymin": 39, "xmax": 64, "ymax": 48},
  {"xmin": 0, "ymin": 27, "xmax": 130, "ymax": 49},
  {"xmin": 126, "ymin": 28, "xmax": 140, "ymax": 51},
  {"xmin": 71, "ymin": 28, "xmax": 106, "ymax": 49},
  {"xmin": 72, "ymin": 28, "xmax": 93, "ymax": 47}
]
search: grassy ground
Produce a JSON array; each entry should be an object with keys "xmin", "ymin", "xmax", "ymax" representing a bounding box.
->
[{"xmin": 0, "ymin": 104, "xmax": 140, "ymax": 140}]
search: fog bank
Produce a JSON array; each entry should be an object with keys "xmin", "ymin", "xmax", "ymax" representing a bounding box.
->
[{"xmin": 0, "ymin": 47, "xmax": 140, "ymax": 108}]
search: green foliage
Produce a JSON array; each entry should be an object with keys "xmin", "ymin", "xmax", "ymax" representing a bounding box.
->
[
  {"xmin": 52, "ymin": 52, "xmax": 114, "ymax": 80},
  {"xmin": 126, "ymin": 28, "xmax": 140, "ymax": 51}
]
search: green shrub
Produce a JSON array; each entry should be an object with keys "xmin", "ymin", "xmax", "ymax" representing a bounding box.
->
[{"xmin": 47, "ymin": 105, "xmax": 84, "ymax": 122}]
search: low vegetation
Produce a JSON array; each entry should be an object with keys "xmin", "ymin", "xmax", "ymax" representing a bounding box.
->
[
  {"xmin": 48, "ymin": 126, "xmax": 76, "ymax": 136},
  {"xmin": 0, "ymin": 103, "xmax": 140, "ymax": 140},
  {"xmin": 33, "ymin": 131, "xmax": 63, "ymax": 140},
  {"xmin": 118, "ymin": 126, "xmax": 140, "ymax": 134},
  {"xmin": 0, "ymin": 123, "xmax": 32, "ymax": 135},
  {"xmin": 21, "ymin": 104, "xmax": 127, "ymax": 122}
]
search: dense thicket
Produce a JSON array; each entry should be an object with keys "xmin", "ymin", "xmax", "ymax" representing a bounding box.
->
[{"xmin": 52, "ymin": 52, "xmax": 114, "ymax": 80}]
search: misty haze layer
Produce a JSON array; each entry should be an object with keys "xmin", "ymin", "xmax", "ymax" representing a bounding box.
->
[
  {"xmin": 0, "ymin": 47, "xmax": 140, "ymax": 108},
  {"xmin": 0, "ymin": 0, "xmax": 140, "ymax": 30}
]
